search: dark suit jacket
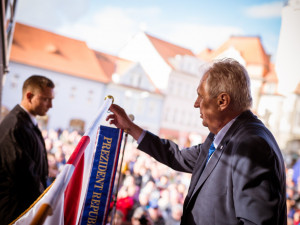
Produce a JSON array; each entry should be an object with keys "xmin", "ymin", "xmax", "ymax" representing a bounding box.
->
[
  {"xmin": 0, "ymin": 105, "xmax": 48, "ymax": 224},
  {"xmin": 138, "ymin": 110, "xmax": 287, "ymax": 225}
]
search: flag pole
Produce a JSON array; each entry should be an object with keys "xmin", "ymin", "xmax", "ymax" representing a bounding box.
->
[
  {"xmin": 110, "ymin": 114, "xmax": 134, "ymax": 224},
  {"xmin": 110, "ymin": 132, "xmax": 128, "ymax": 225},
  {"xmin": 29, "ymin": 204, "xmax": 52, "ymax": 225}
]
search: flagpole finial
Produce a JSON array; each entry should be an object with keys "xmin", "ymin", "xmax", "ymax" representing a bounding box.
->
[{"xmin": 104, "ymin": 95, "xmax": 114, "ymax": 104}]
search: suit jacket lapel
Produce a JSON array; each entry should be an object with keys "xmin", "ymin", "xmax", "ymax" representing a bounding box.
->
[
  {"xmin": 190, "ymin": 141, "xmax": 226, "ymax": 197},
  {"xmin": 183, "ymin": 133, "xmax": 214, "ymax": 209}
]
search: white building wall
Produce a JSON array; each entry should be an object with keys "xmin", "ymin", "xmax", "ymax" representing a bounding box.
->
[
  {"xmin": 273, "ymin": 0, "xmax": 300, "ymax": 150},
  {"xmin": 276, "ymin": 0, "xmax": 300, "ymax": 96},
  {"xmin": 2, "ymin": 62, "xmax": 106, "ymax": 131},
  {"xmin": 257, "ymin": 94, "xmax": 286, "ymax": 148},
  {"xmin": 118, "ymin": 33, "xmax": 172, "ymax": 92},
  {"xmin": 161, "ymin": 70, "xmax": 209, "ymax": 141},
  {"xmin": 117, "ymin": 63, "xmax": 156, "ymax": 93}
]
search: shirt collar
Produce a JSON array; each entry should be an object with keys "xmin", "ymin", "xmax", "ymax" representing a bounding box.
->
[
  {"xmin": 213, "ymin": 117, "xmax": 237, "ymax": 149},
  {"xmin": 19, "ymin": 104, "xmax": 38, "ymax": 126}
]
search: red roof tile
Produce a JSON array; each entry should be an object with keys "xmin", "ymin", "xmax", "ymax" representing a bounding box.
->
[
  {"xmin": 197, "ymin": 48, "xmax": 214, "ymax": 61},
  {"xmin": 209, "ymin": 36, "xmax": 270, "ymax": 66},
  {"xmin": 94, "ymin": 50, "xmax": 161, "ymax": 94},
  {"xmin": 264, "ymin": 63, "xmax": 278, "ymax": 82},
  {"xmin": 10, "ymin": 23, "xmax": 109, "ymax": 83},
  {"xmin": 145, "ymin": 33, "xmax": 195, "ymax": 69},
  {"xmin": 93, "ymin": 51, "xmax": 134, "ymax": 81}
]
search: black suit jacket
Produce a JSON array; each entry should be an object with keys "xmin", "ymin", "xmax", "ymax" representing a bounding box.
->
[
  {"xmin": 0, "ymin": 105, "xmax": 48, "ymax": 224},
  {"xmin": 138, "ymin": 110, "xmax": 287, "ymax": 225}
]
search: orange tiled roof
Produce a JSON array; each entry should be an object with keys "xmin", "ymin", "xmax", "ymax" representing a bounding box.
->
[
  {"xmin": 93, "ymin": 50, "xmax": 134, "ymax": 81},
  {"xmin": 145, "ymin": 33, "xmax": 195, "ymax": 69},
  {"xmin": 10, "ymin": 23, "xmax": 109, "ymax": 83},
  {"xmin": 208, "ymin": 36, "xmax": 270, "ymax": 65},
  {"xmin": 197, "ymin": 48, "xmax": 214, "ymax": 61},
  {"xmin": 264, "ymin": 63, "xmax": 278, "ymax": 82},
  {"xmin": 260, "ymin": 63, "xmax": 280, "ymax": 95},
  {"xmin": 94, "ymin": 50, "xmax": 161, "ymax": 94}
]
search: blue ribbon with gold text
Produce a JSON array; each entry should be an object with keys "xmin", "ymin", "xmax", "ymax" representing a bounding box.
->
[{"xmin": 80, "ymin": 125, "xmax": 123, "ymax": 225}]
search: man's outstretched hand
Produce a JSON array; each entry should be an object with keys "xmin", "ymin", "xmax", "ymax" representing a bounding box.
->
[{"xmin": 106, "ymin": 104, "xmax": 143, "ymax": 140}]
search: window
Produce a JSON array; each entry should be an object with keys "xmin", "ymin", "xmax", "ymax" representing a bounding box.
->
[
  {"xmin": 69, "ymin": 119, "xmax": 85, "ymax": 133},
  {"xmin": 264, "ymin": 83, "xmax": 277, "ymax": 94},
  {"xmin": 131, "ymin": 73, "xmax": 142, "ymax": 87},
  {"xmin": 87, "ymin": 90, "xmax": 94, "ymax": 104},
  {"xmin": 70, "ymin": 86, "xmax": 77, "ymax": 100},
  {"xmin": 10, "ymin": 73, "xmax": 19, "ymax": 89},
  {"xmin": 148, "ymin": 101, "xmax": 157, "ymax": 117},
  {"xmin": 136, "ymin": 99, "xmax": 145, "ymax": 114}
]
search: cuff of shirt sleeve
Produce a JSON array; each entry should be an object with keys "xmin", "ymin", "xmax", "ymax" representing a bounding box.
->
[{"xmin": 137, "ymin": 130, "xmax": 146, "ymax": 144}]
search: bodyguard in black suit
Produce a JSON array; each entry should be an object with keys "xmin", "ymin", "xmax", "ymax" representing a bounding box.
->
[
  {"xmin": 107, "ymin": 58, "xmax": 287, "ymax": 225},
  {"xmin": 0, "ymin": 75, "xmax": 55, "ymax": 224}
]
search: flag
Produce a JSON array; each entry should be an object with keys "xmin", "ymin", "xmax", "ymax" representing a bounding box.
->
[{"xmin": 11, "ymin": 97, "xmax": 123, "ymax": 225}]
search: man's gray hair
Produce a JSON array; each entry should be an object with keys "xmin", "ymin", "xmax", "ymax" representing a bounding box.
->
[{"xmin": 204, "ymin": 58, "xmax": 253, "ymax": 111}]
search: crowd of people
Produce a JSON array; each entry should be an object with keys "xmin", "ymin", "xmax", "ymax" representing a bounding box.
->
[
  {"xmin": 43, "ymin": 127, "xmax": 189, "ymax": 225},
  {"xmin": 42, "ymin": 127, "xmax": 299, "ymax": 225}
]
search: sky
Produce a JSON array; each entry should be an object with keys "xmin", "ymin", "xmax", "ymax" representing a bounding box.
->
[{"xmin": 15, "ymin": 0, "xmax": 284, "ymax": 60}]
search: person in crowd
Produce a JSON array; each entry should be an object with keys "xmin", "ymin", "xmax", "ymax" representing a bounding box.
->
[
  {"xmin": 139, "ymin": 165, "xmax": 154, "ymax": 189},
  {"xmin": 123, "ymin": 175, "xmax": 140, "ymax": 203},
  {"xmin": 137, "ymin": 191, "xmax": 151, "ymax": 209},
  {"xmin": 131, "ymin": 207, "xmax": 153, "ymax": 225},
  {"xmin": 0, "ymin": 75, "xmax": 55, "ymax": 224},
  {"xmin": 165, "ymin": 204, "xmax": 183, "ymax": 225},
  {"xmin": 107, "ymin": 209, "xmax": 124, "ymax": 225},
  {"xmin": 54, "ymin": 148, "xmax": 66, "ymax": 171},
  {"xmin": 107, "ymin": 58, "xmax": 287, "ymax": 224},
  {"xmin": 158, "ymin": 189, "xmax": 171, "ymax": 220},
  {"xmin": 156, "ymin": 174, "xmax": 169, "ymax": 190},
  {"xmin": 47, "ymin": 153, "xmax": 59, "ymax": 186},
  {"xmin": 148, "ymin": 200, "xmax": 165, "ymax": 225},
  {"xmin": 113, "ymin": 186, "xmax": 134, "ymax": 222}
]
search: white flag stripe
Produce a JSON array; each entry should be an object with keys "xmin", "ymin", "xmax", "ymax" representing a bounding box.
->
[
  {"xmin": 75, "ymin": 98, "xmax": 113, "ymax": 224},
  {"xmin": 44, "ymin": 164, "xmax": 75, "ymax": 207}
]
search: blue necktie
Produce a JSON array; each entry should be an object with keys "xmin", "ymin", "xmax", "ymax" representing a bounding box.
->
[{"xmin": 206, "ymin": 142, "xmax": 216, "ymax": 165}]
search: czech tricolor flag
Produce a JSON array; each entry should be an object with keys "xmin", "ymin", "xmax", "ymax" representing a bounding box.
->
[{"xmin": 11, "ymin": 97, "xmax": 123, "ymax": 225}]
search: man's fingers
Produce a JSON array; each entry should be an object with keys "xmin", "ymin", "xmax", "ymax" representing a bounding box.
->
[
  {"xmin": 108, "ymin": 104, "xmax": 116, "ymax": 113},
  {"xmin": 109, "ymin": 104, "xmax": 120, "ymax": 113},
  {"xmin": 106, "ymin": 114, "xmax": 115, "ymax": 121},
  {"xmin": 109, "ymin": 104, "xmax": 126, "ymax": 116},
  {"xmin": 109, "ymin": 119, "xmax": 116, "ymax": 125}
]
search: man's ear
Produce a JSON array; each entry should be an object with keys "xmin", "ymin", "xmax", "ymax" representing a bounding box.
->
[
  {"xmin": 25, "ymin": 91, "xmax": 34, "ymax": 102},
  {"xmin": 217, "ymin": 93, "xmax": 230, "ymax": 111}
]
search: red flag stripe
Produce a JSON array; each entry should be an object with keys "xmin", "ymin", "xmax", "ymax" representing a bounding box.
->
[
  {"xmin": 67, "ymin": 136, "xmax": 90, "ymax": 166},
  {"xmin": 64, "ymin": 154, "xmax": 85, "ymax": 225}
]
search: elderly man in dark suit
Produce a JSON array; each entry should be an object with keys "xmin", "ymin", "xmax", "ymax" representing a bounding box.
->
[
  {"xmin": 0, "ymin": 75, "xmax": 55, "ymax": 224},
  {"xmin": 107, "ymin": 58, "xmax": 287, "ymax": 225}
]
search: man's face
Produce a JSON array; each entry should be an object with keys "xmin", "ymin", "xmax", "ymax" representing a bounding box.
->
[
  {"xmin": 30, "ymin": 87, "xmax": 54, "ymax": 116},
  {"xmin": 194, "ymin": 75, "xmax": 220, "ymax": 134}
]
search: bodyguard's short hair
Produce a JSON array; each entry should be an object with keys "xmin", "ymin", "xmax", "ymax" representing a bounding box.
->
[
  {"xmin": 22, "ymin": 75, "xmax": 55, "ymax": 96},
  {"xmin": 204, "ymin": 58, "xmax": 253, "ymax": 111}
]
